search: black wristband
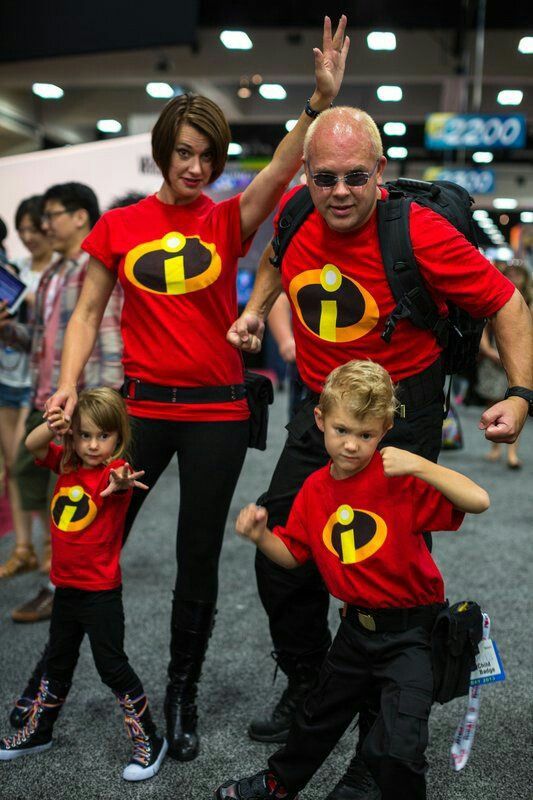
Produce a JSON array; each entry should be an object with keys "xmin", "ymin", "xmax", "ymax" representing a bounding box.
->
[{"xmin": 305, "ymin": 98, "xmax": 325, "ymax": 119}]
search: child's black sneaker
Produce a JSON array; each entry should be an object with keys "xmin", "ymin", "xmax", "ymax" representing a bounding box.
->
[
  {"xmin": 0, "ymin": 677, "xmax": 68, "ymax": 761},
  {"xmin": 115, "ymin": 686, "xmax": 167, "ymax": 781},
  {"xmin": 214, "ymin": 770, "xmax": 298, "ymax": 799},
  {"xmin": 122, "ymin": 733, "xmax": 168, "ymax": 781}
]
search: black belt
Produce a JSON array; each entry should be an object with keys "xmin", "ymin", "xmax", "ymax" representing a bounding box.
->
[
  {"xmin": 301, "ymin": 357, "xmax": 444, "ymax": 413},
  {"xmin": 342, "ymin": 603, "xmax": 444, "ymax": 633},
  {"xmin": 121, "ymin": 377, "xmax": 247, "ymax": 404}
]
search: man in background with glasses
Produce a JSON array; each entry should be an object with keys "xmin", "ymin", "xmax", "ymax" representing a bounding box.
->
[
  {"xmin": 1, "ymin": 183, "xmax": 123, "ymax": 628},
  {"xmin": 227, "ymin": 106, "xmax": 532, "ymax": 800}
]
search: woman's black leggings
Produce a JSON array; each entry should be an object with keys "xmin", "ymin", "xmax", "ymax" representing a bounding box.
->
[{"xmin": 125, "ymin": 417, "xmax": 249, "ymax": 603}]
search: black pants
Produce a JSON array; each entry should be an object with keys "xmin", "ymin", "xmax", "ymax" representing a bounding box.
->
[
  {"xmin": 46, "ymin": 586, "xmax": 140, "ymax": 692},
  {"xmin": 125, "ymin": 417, "xmax": 249, "ymax": 603},
  {"xmin": 256, "ymin": 396, "xmax": 444, "ymax": 660},
  {"xmin": 269, "ymin": 617, "xmax": 434, "ymax": 800}
]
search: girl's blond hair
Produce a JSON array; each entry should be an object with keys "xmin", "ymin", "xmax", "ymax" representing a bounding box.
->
[
  {"xmin": 60, "ymin": 387, "xmax": 131, "ymax": 473},
  {"xmin": 319, "ymin": 360, "xmax": 398, "ymax": 426}
]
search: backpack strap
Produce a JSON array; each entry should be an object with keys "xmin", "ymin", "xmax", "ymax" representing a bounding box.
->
[
  {"xmin": 270, "ymin": 187, "xmax": 314, "ymax": 269},
  {"xmin": 377, "ymin": 192, "xmax": 449, "ymax": 346}
]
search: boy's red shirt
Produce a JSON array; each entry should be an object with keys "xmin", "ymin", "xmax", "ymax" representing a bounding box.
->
[
  {"xmin": 273, "ymin": 451, "xmax": 464, "ymax": 608},
  {"xmin": 37, "ymin": 442, "xmax": 132, "ymax": 591}
]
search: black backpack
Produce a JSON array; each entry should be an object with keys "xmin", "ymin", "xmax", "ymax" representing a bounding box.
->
[{"xmin": 270, "ymin": 178, "xmax": 486, "ymax": 375}]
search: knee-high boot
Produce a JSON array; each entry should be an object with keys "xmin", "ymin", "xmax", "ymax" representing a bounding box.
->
[{"xmin": 164, "ymin": 596, "xmax": 216, "ymax": 761}]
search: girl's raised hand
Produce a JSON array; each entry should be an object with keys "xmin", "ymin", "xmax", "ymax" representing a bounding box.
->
[
  {"xmin": 100, "ymin": 463, "xmax": 149, "ymax": 497},
  {"xmin": 46, "ymin": 406, "xmax": 72, "ymax": 437}
]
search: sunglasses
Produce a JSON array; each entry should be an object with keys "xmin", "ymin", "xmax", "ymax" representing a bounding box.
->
[{"xmin": 308, "ymin": 159, "xmax": 380, "ymax": 189}]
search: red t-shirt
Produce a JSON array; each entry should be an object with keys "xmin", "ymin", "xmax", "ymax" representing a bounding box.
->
[
  {"xmin": 276, "ymin": 186, "xmax": 515, "ymax": 391},
  {"xmin": 273, "ymin": 451, "xmax": 464, "ymax": 608},
  {"xmin": 37, "ymin": 443, "xmax": 132, "ymax": 591},
  {"xmin": 83, "ymin": 193, "xmax": 251, "ymax": 421}
]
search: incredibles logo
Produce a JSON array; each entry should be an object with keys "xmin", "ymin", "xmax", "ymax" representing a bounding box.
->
[
  {"xmin": 322, "ymin": 504, "xmax": 387, "ymax": 564},
  {"xmin": 50, "ymin": 485, "xmax": 97, "ymax": 532},
  {"xmin": 124, "ymin": 231, "xmax": 221, "ymax": 295},
  {"xmin": 289, "ymin": 264, "xmax": 379, "ymax": 343}
]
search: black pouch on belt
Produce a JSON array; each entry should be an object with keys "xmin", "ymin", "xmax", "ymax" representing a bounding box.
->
[
  {"xmin": 431, "ymin": 600, "xmax": 483, "ymax": 704},
  {"xmin": 245, "ymin": 370, "xmax": 274, "ymax": 451}
]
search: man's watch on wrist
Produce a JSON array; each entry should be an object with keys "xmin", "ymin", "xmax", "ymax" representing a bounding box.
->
[
  {"xmin": 504, "ymin": 386, "xmax": 533, "ymax": 417},
  {"xmin": 304, "ymin": 98, "xmax": 333, "ymax": 119}
]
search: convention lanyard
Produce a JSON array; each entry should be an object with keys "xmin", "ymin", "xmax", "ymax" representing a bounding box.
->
[{"xmin": 450, "ymin": 612, "xmax": 490, "ymax": 772}]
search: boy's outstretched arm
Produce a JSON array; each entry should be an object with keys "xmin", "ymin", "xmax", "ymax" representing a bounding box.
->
[
  {"xmin": 236, "ymin": 504, "xmax": 300, "ymax": 569},
  {"xmin": 381, "ymin": 447, "xmax": 490, "ymax": 514}
]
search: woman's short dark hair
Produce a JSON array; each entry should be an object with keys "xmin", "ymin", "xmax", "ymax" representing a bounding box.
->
[
  {"xmin": 152, "ymin": 93, "xmax": 230, "ymax": 185},
  {"xmin": 15, "ymin": 195, "xmax": 44, "ymax": 231}
]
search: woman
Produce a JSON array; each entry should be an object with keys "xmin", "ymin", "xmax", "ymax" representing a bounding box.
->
[
  {"xmin": 43, "ymin": 16, "xmax": 349, "ymax": 763},
  {"xmin": 0, "ymin": 196, "xmax": 55, "ymax": 579}
]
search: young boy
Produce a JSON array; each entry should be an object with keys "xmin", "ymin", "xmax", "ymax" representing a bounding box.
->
[{"xmin": 215, "ymin": 360, "xmax": 489, "ymax": 800}]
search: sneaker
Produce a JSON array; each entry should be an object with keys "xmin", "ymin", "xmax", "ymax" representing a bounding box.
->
[
  {"xmin": 123, "ymin": 734, "xmax": 168, "ymax": 781},
  {"xmin": 325, "ymin": 754, "xmax": 381, "ymax": 800},
  {"xmin": 11, "ymin": 587, "xmax": 54, "ymax": 624},
  {"xmin": 214, "ymin": 770, "xmax": 298, "ymax": 799}
]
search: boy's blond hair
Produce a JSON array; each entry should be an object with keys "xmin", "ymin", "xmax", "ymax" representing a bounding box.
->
[
  {"xmin": 61, "ymin": 387, "xmax": 131, "ymax": 473},
  {"xmin": 319, "ymin": 360, "xmax": 398, "ymax": 426}
]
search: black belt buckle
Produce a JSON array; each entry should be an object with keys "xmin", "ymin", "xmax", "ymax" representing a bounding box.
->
[{"xmin": 123, "ymin": 378, "xmax": 141, "ymax": 400}]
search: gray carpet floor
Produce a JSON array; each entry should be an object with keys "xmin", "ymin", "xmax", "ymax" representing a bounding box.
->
[{"xmin": 0, "ymin": 394, "xmax": 531, "ymax": 800}]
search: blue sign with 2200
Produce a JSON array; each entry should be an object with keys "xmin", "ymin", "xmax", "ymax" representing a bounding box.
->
[{"xmin": 425, "ymin": 113, "xmax": 526, "ymax": 149}]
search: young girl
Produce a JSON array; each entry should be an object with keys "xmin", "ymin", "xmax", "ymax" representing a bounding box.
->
[{"xmin": 0, "ymin": 387, "xmax": 168, "ymax": 781}]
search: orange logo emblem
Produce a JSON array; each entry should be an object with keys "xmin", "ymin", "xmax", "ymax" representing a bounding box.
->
[
  {"xmin": 322, "ymin": 504, "xmax": 387, "ymax": 564},
  {"xmin": 289, "ymin": 264, "xmax": 379, "ymax": 343},
  {"xmin": 51, "ymin": 485, "xmax": 97, "ymax": 532},
  {"xmin": 124, "ymin": 231, "xmax": 221, "ymax": 295}
]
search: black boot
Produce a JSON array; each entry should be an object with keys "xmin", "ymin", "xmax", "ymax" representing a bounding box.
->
[
  {"xmin": 325, "ymin": 753, "xmax": 381, "ymax": 800},
  {"xmin": 10, "ymin": 642, "xmax": 51, "ymax": 729},
  {"xmin": 0, "ymin": 676, "xmax": 69, "ymax": 760},
  {"xmin": 164, "ymin": 597, "xmax": 216, "ymax": 761},
  {"xmin": 114, "ymin": 684, "xmax": 167, "ymax": 781},
  {"xmin": 248, "ymin": 650, "xmax": 325, "ymax": 743}
]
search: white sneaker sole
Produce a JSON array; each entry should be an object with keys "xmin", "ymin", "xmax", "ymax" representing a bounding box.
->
[
  {"xmin": 122, "ymin": 737, "xmax": 168, "ymax": 781},
  {"xmin": 0, "ymin": 741, "xmax": 53, "ymax": 760}
]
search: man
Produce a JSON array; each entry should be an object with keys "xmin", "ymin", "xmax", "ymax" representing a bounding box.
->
[
  {"xmin": 2, "ymin": 182, "xmax": 123, "ymax": 625},
  {"xmin": 228, "ymin": 107, "xmax": 532, "ymax": 800}
]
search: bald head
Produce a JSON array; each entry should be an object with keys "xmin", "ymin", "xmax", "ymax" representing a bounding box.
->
[{"xmin": 304, "ymin": 107, "xmax": 383, "ymax": 162}]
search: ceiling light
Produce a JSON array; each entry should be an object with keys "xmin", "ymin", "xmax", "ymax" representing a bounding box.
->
[
  {"xmin": 520, "ymin": 211, "xmax": 533, "ymax": 223},
  {"xmin": 497, "ymin": 90, "xmax": 523, "ymax": 106},
  {"xmin": 285, "ymin": 119, "xmax": 298, "ymax": 132},
  {"xmin": 472, "ymin": 151, "xmax": 493, "ymax": 164},
  {"xmin": 493, "ymin": 198, "xmax": 518, "ymax": 210},
  {"xmin": 32, "ymin": 83, "xmax": 63, "ymax": 99},
  {"xmin": 237, "ymin": 87, "xmax": 252, "ymax": 99},
  {"xmin": 383, "ymin": 122, "xmax": 406, "ymax": 136},
  {"xmin": 495, "ymin": 246, "xmax": 513, "ymax": 260},
  {"xmin": 227, "ymin": 142, "xmax": 243, "ymax": 156},
  {"xmin": 387, "ymin": 146, "xmax": 408, "ymax": 159},
  {"xmin": 259, "ymin": 84, "xmax": 287, "ymax": 100},
  {"xmin": 367, "ymin": 32, "xmax": 396, "ymax": 51},
  {"xmin": 251, "ymin": 74, "xmax": 263, "ymax": 85},
  {"xmin": 146, "ymin": 82, "xmax": 174, "ymax": 99},
  {"xmin": 473, "ymin": 210, "xmax": 489, "ymax": 220},
  {"xmin": 518, "ymin": 37, "xmax": 533, "ymax": 54},
  {"xmin": 220, "ymin": 30, "xmax": 253, "ymax": 50},
  {"xmin": 96, "ymin": 119, "xmax": 122, "ymax": 134},
  {"xmin": 377, "ymin": 85, "xmax": 402, "ymax": 102}
]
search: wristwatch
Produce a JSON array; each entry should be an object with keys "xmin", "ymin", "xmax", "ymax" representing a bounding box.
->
[{"xmin": 504, "ymin": 386, "xmax": 533, "ymax": 417}]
